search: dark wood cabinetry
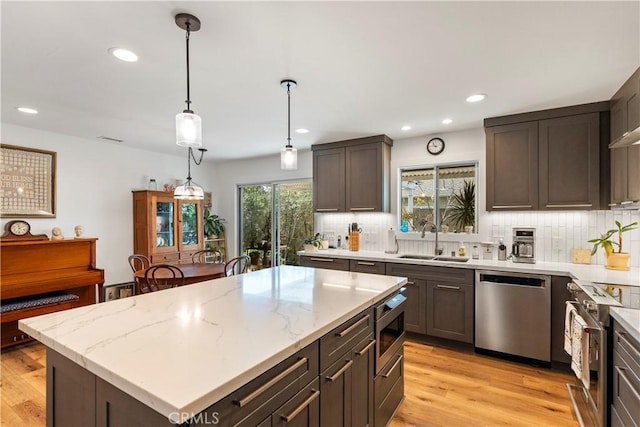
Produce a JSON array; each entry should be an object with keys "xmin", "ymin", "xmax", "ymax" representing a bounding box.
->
[
  {"xmin": 385, "ymin": 263, "xmax": 427, "ymax": 335},
  {"xmin": 349, "ymin": 259, "xmax": 387, "ymax": 275},
  {"xmin": 611, "ymin": 145, "xmax": 640, "ymax": 205},
  {"xmin": 610, "ymin": 67, "xmax": 640, "ymax": 147},
  {"xmin": 312, "ymin": 135, "xmax": 392, "ymax": 213},
  {"xmin": 485, "ymin": 102, "xmax": 610, "ymax": 211},
  {"xmin": 611, "ymin": 319, "xmax": 640, "ymax": 427},
  {"xmin": 300, "ymin": 255, "xmax": 350, "ymax": 271},
  {"xmin": 426, "ymin": 280, "xmax": 474, "ymax": 343},
  {"xmin": 132, "ymin": 190, "xmax": 204, "ymax": 264},
  {"xmin": 550, "ymin": 276, "xmax": 572, "ymax": 365}
]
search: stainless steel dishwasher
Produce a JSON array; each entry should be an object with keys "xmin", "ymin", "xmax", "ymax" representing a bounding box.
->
[{"xmin": 475, "ymin": 270, "xmax": 551, "ymax": 362}]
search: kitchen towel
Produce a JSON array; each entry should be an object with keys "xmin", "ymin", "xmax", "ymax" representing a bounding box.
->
[
  {"xmin": 564, "ymin": 302, "xmax": 577, "ymax": 355},
  {"xmin": 570, "ymin": 313, "xmax": 590, "ymax": 389}
]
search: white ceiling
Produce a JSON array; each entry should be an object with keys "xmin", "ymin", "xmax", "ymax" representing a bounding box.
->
[{"xmin": 2, "ymin": 1, "xmax": 639, "ymax": 162}]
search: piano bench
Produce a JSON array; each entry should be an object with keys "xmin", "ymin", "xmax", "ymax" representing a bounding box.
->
[{"xmin": 1, "ymin": 293, "xmax": 79, "ymax": 313}]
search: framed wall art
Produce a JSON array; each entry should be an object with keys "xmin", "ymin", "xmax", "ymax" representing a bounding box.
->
[{"xmin": 0, "ymin": 144, "xmax": 56, "ymax": 218}]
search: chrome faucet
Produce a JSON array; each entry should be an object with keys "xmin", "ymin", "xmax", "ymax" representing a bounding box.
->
[{"xmin": 419, "ymin": 220, "xmax": 443, "ymax": 255}]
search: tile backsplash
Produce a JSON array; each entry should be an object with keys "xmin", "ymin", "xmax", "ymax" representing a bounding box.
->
[{"xmin": 316, "ymin": 210, "xmax": 640, "ymax": 267}]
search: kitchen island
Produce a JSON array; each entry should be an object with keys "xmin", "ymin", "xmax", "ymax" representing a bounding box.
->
[{"xmin": 19, "ymin": 266, "xmax": 406, "ymax": 426}]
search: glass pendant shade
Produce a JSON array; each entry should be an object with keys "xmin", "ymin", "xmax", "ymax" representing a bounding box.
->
[
  {"xmin": 174, "ymin": 179, "xmax": 205, "ymax": 200},
  {"xmin": 176, "ymin": 111, "xmax": 202, "ymax": 147},
  {"xmin": 281, "ymin": 145, "xmax": 298, "ymax": 170}
]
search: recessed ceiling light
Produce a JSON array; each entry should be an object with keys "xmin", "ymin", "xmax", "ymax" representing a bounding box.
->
[
  {"xmin": 16, "ymin": 107, "xmax": 38, "ymax": 114},
  {"xmin": 442, "ymin": 118, "xmax": 453, "ymax": 125},
  {"xmin": 466, "ymin": 93, "xmax": 487, "ymax": 103},
  {"xmin": 401, "ymin": 125, "xmax": 411, "ymax": 131},
  {"xmin": 295, "ymin": 128, "xmax": 309, "ymax": 134},
  {"xmin": 108, "ymin": 47, "xmax": 138, "ymax": 62}
]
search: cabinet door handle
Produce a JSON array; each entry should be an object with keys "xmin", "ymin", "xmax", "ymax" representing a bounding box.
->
[
  {"xmin": 436, "ymin": 284, "xmax": 460, "ymax": 290},
  {"xmin": 280, "ymin": 389, "xmax": 320, "ymax": 423},
  {"xmin": 350, "ymin": 207, "xmax": 375, "ymax": 211},
  {"xmin": 621, "ymin": 200, "xmax": 639, "ymax": 205},
  {"xmin": 492, "ymin": 205, "xmax": 532, "ymax": 209},
  {"xmin": 357, "ymin": 261, "xmax": 376, "ymax": 266},
  {"xmin": 309, "ymin": 258, "xmax": 334, "ymax": 262},
  {"xmin": 615, "ymin": 367, "xmax": 640, "ymax": 400},
  {"xmin": 382, "ymin": 354, "xmax": 403, "ymax": 378},
  {"xmin": 325, "ymin": 360, "xmax": 354, "ymax": 382},
  {"xmin": 406, "ymin": 281, "xmax": 416, "ymax": 285},
  {"xmin": 316, "ymin": 208, "xmax": 339, "ymax": 212},
  {"xmin": 233, "ymin": 357, "xmax": 308, "ymax": 407},
  {"xmin": 336, "ymin": 315, "xmax": 370, "ymax": 337},
  {"xmin": 355, "ymin": 339, "xmax": 376, "ymax": 356},
  {"xmin": 545, "ymin": 204, "xmax": 592, "ymax": 208}
]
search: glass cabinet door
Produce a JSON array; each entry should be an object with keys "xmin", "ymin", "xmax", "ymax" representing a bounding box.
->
[
  {"xmin": 181, "ymin": 202, "xmax": 200, "ymax": 248},
  {"xmin": 155, "ymin": 201, "xmax": 175, "ymax": 249}
]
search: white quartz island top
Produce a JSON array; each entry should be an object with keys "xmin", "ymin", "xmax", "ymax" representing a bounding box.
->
[{"xmin": 19, "ymin": 266, "xmax": 406, "ymax": 422}]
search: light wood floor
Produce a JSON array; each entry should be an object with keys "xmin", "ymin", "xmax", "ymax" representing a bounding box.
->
[{"xmin": 1, "ymin": 340, "xmax": 578, "ymax": 426}]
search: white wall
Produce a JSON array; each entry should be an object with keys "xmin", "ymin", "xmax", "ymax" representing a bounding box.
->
[{"xmin": 1, "ymin": 123, "xmax": 215, "ymax": 285}]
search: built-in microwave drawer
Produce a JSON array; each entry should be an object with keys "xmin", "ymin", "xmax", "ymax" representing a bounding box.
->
[
  {"xmin": 198, "ymin": 341, "xmax": 319, "ymax": 426},
  {"xmin": 349, "ymin": 259, "xmax": 386, "ymax": 274},
  {"xmin": 320, "ymin": 308, "xmax": 374, "ymax": 371},
  {"xmin": 300, "ymin": 256, "xmax": 350, "ymax": 271}
]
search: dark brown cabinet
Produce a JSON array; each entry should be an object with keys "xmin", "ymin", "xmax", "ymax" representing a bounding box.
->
[
  {"xmin": 385, "ymin": 264, "xmax": 427, "ymax": 335},
  {"xmin": 550, "ymin": 276, "xmax": 572, "ymax": 365},
  {"xmin": 611, "ymin": 319, "xmax": 640, "ymax": 427},
  {"xmin": 486, "ymin": 121, "xmax": 539, "ymax": 210},
  {"xmin": 426, "ymin": 280, "xmax": 474, "ymax": 343},
  {"xmin": 349, "ymin": 259, "xmax": 386, "ymax": 275},
  {"xmin": 610, "ymin": 67, "xmax": 640, "ymax": 146},
  {"xmin": 312, "ymin": 135, "xmax": 392, "ymax": 213},
  {"xmin": 485, "ymin": 102, "xmax": 609, "ymax": 211},
  {"xmin": 611, "ymin": 145, "xmax": 640, "ymax": 205},
  {"xmin": 300, "ymin": 256, "xmax": 350, "ymax": 271}
]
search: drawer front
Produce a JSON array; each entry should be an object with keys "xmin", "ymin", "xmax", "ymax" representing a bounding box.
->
[
  {"xmin": 300, "ymin": 256, "xmax": 350, "ymax": 271},
  {"xmin": 200, "ymin": 342, "xmax": 319, "ymax": 427},
  {"xmin": 613, "ymin": 350, "xmax": 640, "ymax": 427},
  {"xmin": 349, "ymin": 259, "xmax": 386, "ymax": 274},
  {"xmin": 374, "ymin": 347, "xmax": 404, "ymax": 427},
  {"xmin": 150, "ymin": 253, "xmax": 180, "ymax": 264},
  {"xmin": 385, "ymin": 263, "xmax": 474, "ymax": 284},
  {"xmin": 320, "ymin": 308, "xmax": 374, "ymax": 371},
  {"xmin": 614, "ymin": 325, "xmax": 640, "ymax": 378},
  {"xmin": 271, "ymin": 378, "xmax": 320, "ymax": 427}
]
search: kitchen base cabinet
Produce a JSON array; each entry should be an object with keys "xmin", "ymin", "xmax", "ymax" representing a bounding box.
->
[
  {"xmin": 350, "ymin": 259, "xmax": 386, "ymax": 275},
  {"xmin": 551, "ymin": 276, "xmax": 572, "ymax": 365},
  {"xmin": 271, "ymin": 378, "xmax": 320, "ymax": 427},
  {"xmin": 611, "ymin": 319, "xmax": 640, "ymax": 427},
  {"xmin": 426, "ymin": 281, "xmax": 473, "ymax": 343},
  {"xmin": 374, "ymin": 348, "xmax": 404, "ymax": 427},
  {"xmin": 300, "ymin": 255, "xmax": 350, "ymax": 271},
  {"xmin": 385, "ymin": 264, "xmax": 428, "ymax": 335}
]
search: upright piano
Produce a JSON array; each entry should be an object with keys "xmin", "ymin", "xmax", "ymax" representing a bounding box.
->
[{"xmin": 0, "ymin": 238, "xmax": 105, "ymax": 348}]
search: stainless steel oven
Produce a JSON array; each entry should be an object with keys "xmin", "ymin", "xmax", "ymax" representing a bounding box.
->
[{"xmin": 375, "ymin": 291, "xmax": 406, "ymax": 374}]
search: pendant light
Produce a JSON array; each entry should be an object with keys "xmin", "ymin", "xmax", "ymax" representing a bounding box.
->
[
  {"xmin": 174, "ymin": 147, "xmax": 207, "ymax": 200},
  {"xmin": 280, "ymin": 79, "xmax": 298, "ymax": 170},
  {"xmin": 175, "ymin": 13, "xmax": 202, "ymax": 148}
]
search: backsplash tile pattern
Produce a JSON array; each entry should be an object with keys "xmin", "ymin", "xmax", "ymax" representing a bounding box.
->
[{"xmin": 317, "ymin": 211, "xmax": 640, "ymax": 267}]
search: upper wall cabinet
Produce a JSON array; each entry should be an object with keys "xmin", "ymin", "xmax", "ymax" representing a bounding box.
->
[
  {"xmin": 610, "ymin": 67, "xmax": 640, "ymax": 148},
  {"xmin": 485, "ymin": 102, "xmax": 610, "ymax": 211},
  {"xmin": 312, "ymin": 135, "xmax": 392, "ymax": 213}
]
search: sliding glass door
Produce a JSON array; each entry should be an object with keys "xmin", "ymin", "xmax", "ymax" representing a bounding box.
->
[{"xmin": 239, "ymin": 180, "xmax": 313, "ymax": 269}]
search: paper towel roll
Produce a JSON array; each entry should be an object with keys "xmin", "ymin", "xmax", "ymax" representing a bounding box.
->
[{"xmin": 385, "ymin": 228, "xmax": 397, "ymax": 253}]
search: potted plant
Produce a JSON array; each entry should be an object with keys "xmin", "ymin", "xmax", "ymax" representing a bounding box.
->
[
  {"xmin": 447, "ymin": 180, "xmax": 475, "ymax": 233},
  {"xmin": 588, "ymin": 220, "xmax": 637, "ymax": 270},
  {"xmin": 303, "ymin": 233, "xmax": 323, "ymax": 252},
  {"xmin": 203, "ymin": 208, "xmax": 225, "ymax": 238}
]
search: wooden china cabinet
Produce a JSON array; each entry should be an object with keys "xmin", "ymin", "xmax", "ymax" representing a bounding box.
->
[{"xmin": 132, "ymin": 190, "xmax": 204, "ymax": 264}]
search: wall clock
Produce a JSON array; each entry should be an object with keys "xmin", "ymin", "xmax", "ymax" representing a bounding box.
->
[
  {"xmin": 1, "ymin": 220, "xmax": 49, "ymax": 241},
  {"xmin": 427, "ymin": 137, "xmax": 445, "ymax": 155}
]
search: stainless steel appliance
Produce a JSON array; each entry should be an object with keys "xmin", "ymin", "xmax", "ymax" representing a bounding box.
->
[
  {"xmin": 475, "ymin": 270, "xmax": 551, "ymax": 362},
  {"xmin": 565, "ymin": 280, "xmax": 639, "ymax": 427},
  {"xmin": 375, "ymin": 290, "xmax": 406, "ymax": 374},
  {"xmin": 511, "ymin": 227, "xmax": 536, "ymax": 263}
]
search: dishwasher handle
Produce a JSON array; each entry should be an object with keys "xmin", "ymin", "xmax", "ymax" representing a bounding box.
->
[{"xmin": 478, "ymin": 273, "xmax": 549, "ymax": 288}]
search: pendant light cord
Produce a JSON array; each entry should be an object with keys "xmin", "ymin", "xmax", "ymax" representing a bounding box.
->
[
  {"xmin": 286, "ymin": 83, "xmax": 292, "ymax": 148},
  {"xmin": 185, "ymin": 22, "xmax": 192, "ymax": 113}
]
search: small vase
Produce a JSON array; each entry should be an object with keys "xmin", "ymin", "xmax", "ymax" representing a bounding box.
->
[
  {"xmin": 464, "ymin": 225, "xmax": 474, "ymax": 234},
  {"xmin": 605, "ymin": 252, "xmax": 630, "ymax": 271},
  {"xmin": 303, "ymin": 244, "xmax": 318, "ymax": 252}
]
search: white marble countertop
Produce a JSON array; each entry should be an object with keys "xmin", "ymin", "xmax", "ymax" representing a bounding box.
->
[
  {"xmin": 19, "ymin": 266, "xmax": 406, "ymax": 422},
  {"xmin": 300, "ymin": 249, "xmax": 640, "ymax": 286},
  {"xmin": 610, "ymin": 307, "xmax": 640, "ymax": 343}
]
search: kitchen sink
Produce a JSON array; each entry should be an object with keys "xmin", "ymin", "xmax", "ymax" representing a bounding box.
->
[
  {"xmin": 396, "ymin": 254, "xmax": 470, "ymax": 263},
  {"xmin": 397, "ymin": 254, "xmax": 436, "ymax": 260}
]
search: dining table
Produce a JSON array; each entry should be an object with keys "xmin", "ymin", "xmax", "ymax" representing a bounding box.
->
[{"xmin": 134, "ymin": 262, "xmax": 226, "ymax": 288}]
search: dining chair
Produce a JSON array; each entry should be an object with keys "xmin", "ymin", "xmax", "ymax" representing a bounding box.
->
[
  {"xmin": 141, "ymin": 264, "xmax": 185, "ymax": 293},
  {"xmin": 192, "ymin": 249, "xmax": 224, "ymax": 264},
  {"xmin": 224, "ymin": 255, "xmax": 250, "ymax": 277},
  {"xmin": 128, "ymin": 254, "xmax": 150, "ymax": 273}
]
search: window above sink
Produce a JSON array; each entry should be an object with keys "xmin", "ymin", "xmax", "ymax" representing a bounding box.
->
[{"xmin": 400, "ymin": 162, "xmax": 478, "ymax": 234}]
